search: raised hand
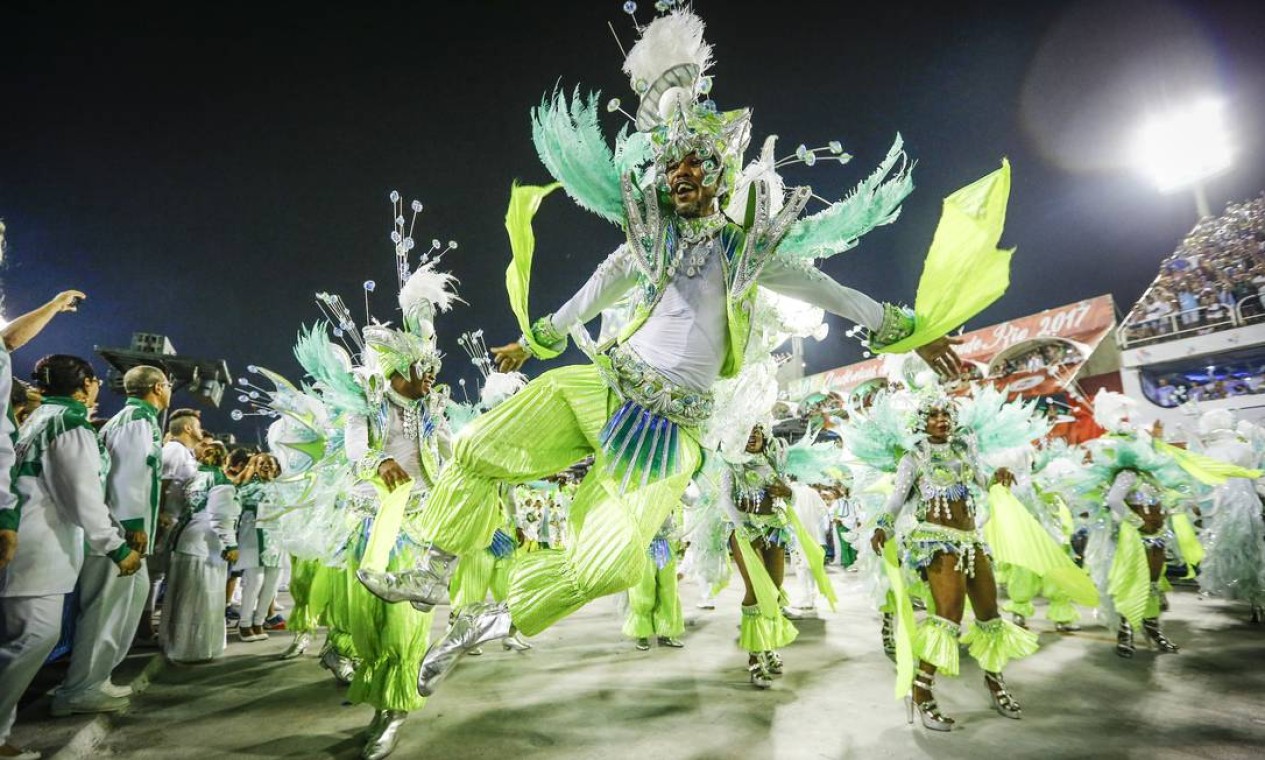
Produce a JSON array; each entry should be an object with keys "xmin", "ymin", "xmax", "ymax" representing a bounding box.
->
[
  {"xmin": 491, "ymin": 342, "xmax": 530, "ymax": 373},
  {"xmin": 915, "ymin": 335, "xmax": 966, "ymax": 380},
  {"xmin": 378, "ymin": 459, "xmax": 412, "ymax": 492}
]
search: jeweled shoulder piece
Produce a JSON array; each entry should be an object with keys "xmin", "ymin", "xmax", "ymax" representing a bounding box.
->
[
  {"xmin": 621, "ymin": 174, "xmax": 670, "ymax": 282},
  {"xmin": 728, "ymin": 179, "xmax": 811, "ymax": 298}
]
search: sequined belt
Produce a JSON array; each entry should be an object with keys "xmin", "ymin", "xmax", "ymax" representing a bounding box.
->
[
  {"xmin": 596, "ymin": 345, "xmax": 712, "ymax": 491},
  {"xmin": 906, "ymin": 522, "xmax": 989, "ymax": 577},
  {"xmin": 603, "ymin": 344, "xmax": 714, "ymax": 427}
]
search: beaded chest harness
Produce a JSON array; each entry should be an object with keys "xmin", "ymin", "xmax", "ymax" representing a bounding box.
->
[{"xmin": 915, "ymin": 442, "xmax": 977, "ymax": 522}]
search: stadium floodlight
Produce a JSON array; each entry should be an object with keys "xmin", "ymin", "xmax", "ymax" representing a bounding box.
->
[{"xmin": 1132, "ymin": 97, "xmax": 1232, "ymax": 215}]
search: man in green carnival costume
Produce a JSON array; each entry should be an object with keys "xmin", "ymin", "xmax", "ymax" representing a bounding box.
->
[{"xmin": 359, "ymin": 6, "xmax": 1011, "ymax": 697}]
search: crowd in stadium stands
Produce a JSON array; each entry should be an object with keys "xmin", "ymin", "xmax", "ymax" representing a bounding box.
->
[
  {"xmin": 993, "ymin": 342, "xmax": 1080, "ymax": 377},
  {"xmin": 1124, "ymin": 194, "xmax": 1265, "ymax": 344},
  {"xmin": 1148, "ymin": 371, "xmax": 1265, "ymax": 408}
]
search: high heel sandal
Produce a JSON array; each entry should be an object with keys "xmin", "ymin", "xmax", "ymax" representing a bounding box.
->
[
  {"xmin": 748, "ymin": 658, "xmax": 772, "ymax": 689},
  {"xmin": 984, "ymin": 671, "xmax": 1022, "ymax": 719},
  {"xmin": 906, "ymin": 674, "xmax": 953, "ymax": 732},
  {"xmin": 881, "ymin": 613, "xmax": 896, "ymax": 660},
  {"xmin": 763, "ymin": 650, "xmax": 783, "ymax": 675},
  {"xmin": 1142, "ymin": 618, "xmax": 1179, "ymax": 653},
  {"xmin": 1116, "ymin": 620, "xmax": 1135, "ymax": 658}
]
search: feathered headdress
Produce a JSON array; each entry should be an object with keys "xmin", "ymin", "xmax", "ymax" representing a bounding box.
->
[
  {"xmin": 911, "ymin": 385, "xmax": 959, "ymax": 432},
  {"xmin": 1196, "ymin": 408, "xmax": 1235, "ymax": 438},
  {"xmin": 361, "ymin": 191, "xmax": 462, "ymax": 381},
  {"xmin": 622, "ymin": 8, "xmax": 713, "ymax": 132},
  {"xmin": 1077, "ymin": 433, "xmax": 1191, "ymax": 501},
  {"xmin": 1092, "ymin": 389, "xmax": 1137, "ymax": 434},
  {"xmin": 622, "ymin": 8, "xmax": 750, "ymax": 200},
  {"xmin": 840, "ymin": 388, "xmax": 920, "ymax": 473},
  {"xmin": 956, "ymin": 385, "xmax": 1050, "ymax": 457},
  {"xmin": 530, "ymin": 3, "xmax": 916, "ymax": 269}
]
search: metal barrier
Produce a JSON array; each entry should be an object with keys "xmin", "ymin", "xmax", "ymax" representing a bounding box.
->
[{"xmin": 1118, "ymin": 300, "xmax": 1250, "ymax": 349}]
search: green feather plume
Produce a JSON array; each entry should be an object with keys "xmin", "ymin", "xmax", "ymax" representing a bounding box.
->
[
  {"xmin": 782, "ymin": 434, "xmax": 844, "ymax": 485},
  {"xmin": 1074, "ymin": 434, "xmax": 1192, "ymax": 507},
  {"xmin": 292, "ymin": 323, "xmax": 369, "ymax": 417},
  {"xmin": 841, "ymin": 391, "xmax": 919, "ymax": 473},
  {"xmin": 531, "ymin": 87, "xmax": 651, "ymax": 225},
  {"xmin": 957, "ymin": 386, "xmax": 1050, "ymax": 457},
  {"xmin": 777, "ymin": 135, "xmax": 915, "ymax": 261},
  {"xmin": 444, "ymin": 400, "xmax": 480, "ymax": 436}
]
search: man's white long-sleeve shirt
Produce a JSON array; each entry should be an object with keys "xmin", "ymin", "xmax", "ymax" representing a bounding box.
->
[
  {"xmin": 161, "ymin": 440, "xmax": 199, "ymax": 520},
  {"xmin": 548, "ymin": 240, "xmax": 884, "ymax": 391},
  {"xmin": 100, "ymin": 398, "xmax": 163, "ymax": 538},
  {"xmin": 1, "ymin": 399, "xmax": 128, "ymax": 597}
]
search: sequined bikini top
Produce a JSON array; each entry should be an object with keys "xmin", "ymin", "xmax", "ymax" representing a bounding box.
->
[
  {"xmin": 731, "ymin": 459, "xmax": 781, "ymax": 514},
  {"xmin": 914, "ymin": 443, "xmax": 977, "ymax": 522}
]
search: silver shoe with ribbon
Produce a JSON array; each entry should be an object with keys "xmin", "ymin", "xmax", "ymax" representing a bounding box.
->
[
  {"xmin": 417, "ymin": 602, "xmax": 513, "ymax": 697},
  {"xmin": 362, "ymin": 709, "xmax": 408, "ymax": 760},
  {"xmin": 319, "ymin": 645, "xmax": 358, "ymax": 685},
  {"xmin": 279, "ymin": 631, "xmax": 311, "ymax": 661},
  {"xmin": 357, "ymin": 545, "xmax": 458, "ymax": 612}
]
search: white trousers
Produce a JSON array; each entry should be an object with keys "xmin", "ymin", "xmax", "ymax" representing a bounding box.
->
[
  {"xmin": 160, "ymin": 553, "xmax": 226, "ymax": 663},
  {"xmin": 790, "ymin": 549, "xmax": 818, "ymax": 610},
  {"xmin": 60, "ymin": 556, "xmax": 148, "ymax": 698},
  {"xmin": 239, "ymin": 566, "xmax": 281, "ymax": 628},
  {"xmin": 0, "ymin": 594, "xmax": 64, "ymax": 743}
]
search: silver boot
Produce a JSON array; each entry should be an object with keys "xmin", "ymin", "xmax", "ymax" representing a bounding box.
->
[
  {"xmin": 319, "ymin": 645, "xmax": 357, "ymax": 685},
  {"xmin": 362, "ymin": 709, "xmax": 407, "ymax": 760},
  {"xmin": 357, "ymin": 545, "xmax": 458, "ymax": 612},
  {"xmin": 502, "ymin": 632, "xmax": 533, "ymax": 652},
  {"xmin": 417, "ymin": 602, "xmax": 513, "ymax": 697},
  {"xmin": 279, "ymin": 631, "xmax": 311, "ymax": 661}
]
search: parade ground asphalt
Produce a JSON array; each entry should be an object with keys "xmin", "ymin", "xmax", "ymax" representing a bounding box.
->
[{"xmin": 9, "ymin": 565, "xmax": 1265, "ymax": 760}]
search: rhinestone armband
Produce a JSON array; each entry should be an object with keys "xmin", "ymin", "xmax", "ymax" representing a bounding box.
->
[
  {"xmin": 530, "ymin": 314, "xmax": 567, "ymax": 351},
  {"xmin": 865, "ymin": 303, "xmax": 916, "ymax": 351},
  {"xmin": 357, "ymin": 451, "xmax": 392, "ymax": 481}
]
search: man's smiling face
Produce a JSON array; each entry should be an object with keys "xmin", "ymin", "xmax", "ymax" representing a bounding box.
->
[{"xmin": 665, "ymin": 151, "xmax": 718, "ymax": 218}]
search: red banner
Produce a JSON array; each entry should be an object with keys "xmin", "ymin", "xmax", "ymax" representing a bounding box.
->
[{"xmin": 791, "ymin": 295, "xmax": 1116, "ymax": 397}]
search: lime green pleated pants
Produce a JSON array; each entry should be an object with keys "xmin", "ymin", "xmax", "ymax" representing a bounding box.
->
[
  {"xmin": 418, "ymin": 364, "xmax": 701, "ymax": 636},
  {"xmin": 623, "ymin": 557, "xmax": 684, "ymax": 639}
]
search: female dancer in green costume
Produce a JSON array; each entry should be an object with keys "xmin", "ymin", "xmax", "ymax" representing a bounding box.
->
[{"xmin": 870, "ymin": 393, "xmax": 1036, "ymax": 731}]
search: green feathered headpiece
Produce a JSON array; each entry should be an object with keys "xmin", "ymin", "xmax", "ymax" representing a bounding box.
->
[{"xmin": 1077, "ymin": 433, "xmax": 1191, "ymax": 502}]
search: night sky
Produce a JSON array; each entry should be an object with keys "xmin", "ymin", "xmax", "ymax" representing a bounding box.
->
[{"xmin": 3, "ymin": 0, "xmax": 1263, "ymax": 441}]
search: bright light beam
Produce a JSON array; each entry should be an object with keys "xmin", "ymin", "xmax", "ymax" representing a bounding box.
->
[{"xmin": 1132, "ymin": 97, "xmax": 1233, "ymax": 194}]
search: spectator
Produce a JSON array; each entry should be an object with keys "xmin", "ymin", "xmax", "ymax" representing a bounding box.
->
[
  {"xmin": 1, "ymin": 355, "xmax": 142, "ymax": 742},
  {"xmin": 52, "ymin": 365, "xmax": 171, "ymax": 716},
  {"xmin": 139, "ymin": 408, "xmax": 205, "ymax": 646},
  {"xmin": 160, "ymin": 441, "xmax": 250, "ymax": 664},
  {"xmin": 235, "ymin": 454, "xmax": 284, "ymax": 643},
  {"xmin": 222, "ymin": 448, "xmax": 255, "ymax": 628},
  {"xmin": 1177, "ymin": 278, "xmax": 1199, "ymax": 326},
  {"xmin": 1152, "ymin": 378, "xmax": 1178, "ymax": 407},
  {"xmin": 10, "ymin": 381, "xmax": 41, "ymax": 427},
  {"xmin": 1233, "ymin": 278, "xmax": 1261, "ymax": 318},
  {"xmin": 1200, "ymin": 290, "xmax": 1231, "ymax": 330},
  {"xmin": 1122, "ymin": 193, "xmax": 1265, "ymax": 342}
]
